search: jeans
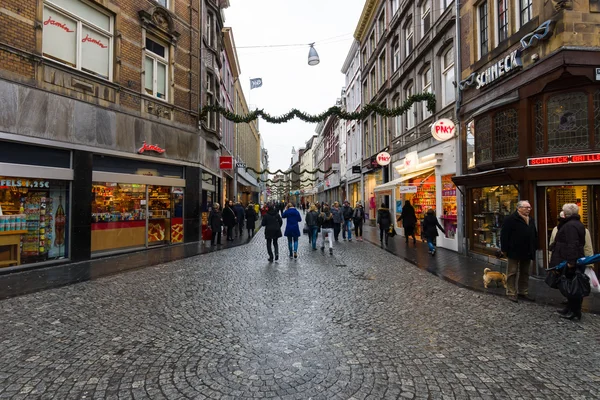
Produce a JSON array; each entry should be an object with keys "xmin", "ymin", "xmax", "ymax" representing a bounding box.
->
[
  {"xmin": 354, "ymin": 220, "xmax": 363, "ymax": 237},
  {"xmin": 342, "ymin": 220, "xmax": 352, "ymax": 239},
  {"xmin": 237, "ymin": 221, "xmax": 244, "ymax": 236},
  {"xmin": 321, "ymin": 228, "xmax": 334, "ymax": 249},
  {"xmin": 226, "ymin": 225, "xmax": 234, "ymax": 240},
  {"xmin": 267, "ymin": 237, "xmax": 279, "ymax": 259},
  {"xmin": 211, "ymin": 230, "xmax": 221, "ymax": 245},
  {"xmin": 426, "ymin": 237, "xmax": 436, "ymax": 252},
  {"xmin": 287, "ymin": 236, "xmax": 299, "ymax": 255},
  {"xmin": 333, "ymin": 223, "xmax": 341, "ymax": 240},
  {"xmin": 309, "ymin": 226, "xmax": 319, "ymax": 249},
  {"xmin": 379, "ymin": 228, "xmax": 389, "ymax": 245},
  {"xmin": 506, "ymin": 258, "xmax": 531, "ymax": 296}
]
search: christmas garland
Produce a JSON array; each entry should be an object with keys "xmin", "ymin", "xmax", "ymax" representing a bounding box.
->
[
  {"xmin": 260, "ymin": 177, "xmax": 320, "ymax": 183},
  {"xmin": 200, "ymin": 93, "xmax": 436, "ymax": 124},
  {"xmin": 245, "ymin": 166, "xmax": 331, "ymax": 175}
]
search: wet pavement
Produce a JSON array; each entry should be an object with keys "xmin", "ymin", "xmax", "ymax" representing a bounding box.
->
[
  {"xmin": 1, "ymin": 221, "xmax": 600, "ymax": 399},
  {"xmin": 360, "ymin": 224, "xmax": 600, "ymax": 314}
]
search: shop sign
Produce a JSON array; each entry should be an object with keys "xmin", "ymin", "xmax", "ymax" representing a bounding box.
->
[
  {"xmin": 460, "ymin": 49, "xmax": 522, "ymax": 91},
  {"xmin": 219, "ymin": 156, "xmax": 233, "ymax": 169},
  {"xmin": 376, "ymin": 152, "xmax": 391, "ymax": 166},
  {"xmin": 137, "ymin": 141, "xmax": 165, "ymax": 154},
  {"xmin": 527, "ymin": 153, "xmax": 600, "ymax": 166},
  {"xmin": 431, "ymin": 119, "xmax": 455, "ymax": 141},
  {"xmin": 0, "ymin": 179, "xmax": 50, "ymax": 189},
  {"xmin": 352, "ymin": 165, "xmax": 361, "ymax": 174},
  {"xmin": 403, "ymin": 152, "xmax": 419, "ymax": 171},
  {"xmin": 398, "ymin": 186, "xmax": 418, "ymax": 193}
]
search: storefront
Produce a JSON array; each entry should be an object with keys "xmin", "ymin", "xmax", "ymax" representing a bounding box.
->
[
  {"xmin": 0, "ymin": 141, "xmax": 72, "ymax": 269},
  {"xmin": 348, "ymin": 179, "xmax": 361, "ymax": 206},
  {"xmin": 90, "ymin": 155, "xmax": 185, "ymax": 255},
  {"xmin": 364, "ymin": 168, "xmax": 384, "ymax": 220}
]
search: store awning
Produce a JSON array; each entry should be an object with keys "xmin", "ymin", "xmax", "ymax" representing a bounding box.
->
[
  {"xmin": 452, "ymin": 167, "xmax": 524, "ymax": 187},
  {"xmin": 237, "ymin": 174, "xmax": 259, "ymax": 191},
  {"xmin": 374, "ymin": 167, "xmax": 435, "ymax": 192}
]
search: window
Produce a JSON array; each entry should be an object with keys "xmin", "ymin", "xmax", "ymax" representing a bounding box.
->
[
  {"xmin": 475, "ymin": 116, "xmax": 492, "ymax": 164},
  {"xmin": 206, "ymin": 72, "xmax": 215, "ymax": 130},
  {"xmin": 42, "ymin": 0, "xmax": 113, "ymax": 79},
  {"xmin": 547, "ymin": 92, "xmax": 588, "ymax": 152},
  {"xmin": 497, "ymin": 0, "xmax": 508, "ymax": 42},
  {"xmin": 156, "ymin": 0, "xmax": 167, "ymax": 7},
  {"xmin": 382, "ymin": 103, "xmax": 389, "ymax": 148},
  {"xmin": 405, "ymin": 83, "xmax": 415, "ymax": 129},
  {"xmin": 392, "ymin": 40, "xmax": 400, "ymax": 72},
  {"xmin": 519, "ymin": 0, "xmax": 532, "ymax": 27},
  {"xmin": 478, "ymin": 1, "xmax": 489, "ymax": 58},
  {"xmin": 442, "ymin": 47, "xmax": 455, "ymax": 106},
  {"xmin": 378, "ymin": 52, "xmax": 386, "ymax": 87},
  {"xmin": 494, "ymin": 108, "xmax": 518, "ymax": 160},
  {"xmin": 206, "ymin": 12, "xmax": 214, "ymax": 48},
  {"xmin": 145, "ymin": 38, "xmax": 168, "ymax": 100},
  {"xmin": 371, "ymin": 114, "xmax": 378, "ymax": 152},
  {"xmin": 364, "ymin": 120, "xmax": 371, "ymax": 157},
  {"xmin": 378, "ymin": 12, "xmax": 386, "ymax": 40},
  {"xmin": 391, "ymin": 0, "xmax": 399, "ymax": 16},
  {"xmin": 361, "ymin": 49, "xmax": 367, "ymax": 67},
  {"xmin": 369, "ymin": 33, "xmax": 376, "ymax": 57},
  {"xmin": 421, "ymin": 1, "xmax": 431, "ymax": 37},
  {"xmin": 369, "ymin": 68, "xmax": 376, "ymax": 98},
  {"xmin": 440, "ymin": 0, "xmax": 450, "ymax": 11},
  {"xmin": 393, "ymin": 96, "xmax": 401, "ymax": 137},
  {"xmin": 363, "ymin": 80, "xmax": 369, "ymax": 103},
  {"xmin": 422, "ymin": 67, "xmax": 432, "ymax": 120},
  {"xmin": 405, "ymin": 19, "xmax": 414, "ymax": 56}
]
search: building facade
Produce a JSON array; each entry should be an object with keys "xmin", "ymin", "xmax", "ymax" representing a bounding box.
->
[
  {"xmin": 0, "ymin": 0, "xmax": 228, "ymax": 271},
  {"xmin": 454, "ymin": 0, "xmax": 600, "ymax": 273}
]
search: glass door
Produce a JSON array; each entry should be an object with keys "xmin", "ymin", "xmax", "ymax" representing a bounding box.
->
[{"xmin": 147, "ymin": 185, "xmax": 171, "ymax": 245}]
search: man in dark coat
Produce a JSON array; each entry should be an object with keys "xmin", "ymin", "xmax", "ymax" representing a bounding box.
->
[
  {"xmin": 222, "ymin": 200, "xmax": 237, "ymax": 241},
  {"xmin": 500, "ymin": 200, "xmax": 538, "ymax": 302},
  {"xmin": 261, "ymin": 205, "xmax": 283, "ymax": 262},
  {"xmin": 397, "ymin": 200, "xmax": 417, "ymax": 245},
  {"xmin": 208, "ymin": 203, "xmax": 223, "ymax": 246},
  {"xmin": 377, "ymin": 203, "xmax": 392, "ymax": 247},
  {"xmin": 233, "ymin": 202, "xmax": 245, "ymax": 238}
]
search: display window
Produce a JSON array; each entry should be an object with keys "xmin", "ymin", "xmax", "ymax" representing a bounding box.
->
[
  {"xmin": 470, "ymin": 185, "xmax": 519, "ymax": 254},
  {"xmin": 441, "ymin": 175, "xmax": 457, "ymax": 239},
  {"xmin": 0, "ymin": 177, "xmax": 69, "ymax": 267},
  {"xmin": 91, "ymin": 182, "xmax": 184, "ymax": 254},
  {"xmin": 396, "ymin": 172, "xmax": 436, "ymax": 237}
]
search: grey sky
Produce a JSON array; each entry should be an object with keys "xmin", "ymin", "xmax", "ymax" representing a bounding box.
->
[{"xmin": 225, "ymin": 0, "xmax": 365, "ymax": 172}]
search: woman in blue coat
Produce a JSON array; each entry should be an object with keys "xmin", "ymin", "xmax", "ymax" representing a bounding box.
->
[{"xmin": 282, "ymin": 203, "xmax": 302, "ymax": 259}]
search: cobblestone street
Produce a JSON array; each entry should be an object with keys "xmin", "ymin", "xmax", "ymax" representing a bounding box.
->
[{"xmin": 1, "ymin": 227, "xmax": 600, "ymax": 400}]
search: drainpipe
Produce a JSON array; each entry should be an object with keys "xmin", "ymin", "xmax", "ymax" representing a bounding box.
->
[{"xmin": 454, "ymin": 0, "xmax": 466, "ymax": 254}]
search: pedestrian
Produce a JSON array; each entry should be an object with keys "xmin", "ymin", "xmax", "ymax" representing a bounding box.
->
[
  {"xmin": 499, "ymin": 200, "xmax": 538, "ymax": 303},
  {"xmin": 331, "ymin": 201, "xmax": 343, "ymax": 241},
  {"xmin": 222, "ymin": 200, "xmax": 237, "ymax": 241},
  {"xmin": 549, "ymin": 211, "xmax": 593, "ymax": 259},
  {"xmin": 353, "ymin": 201, "xmax": 365, "ymax": 241},
  {"xmin": 208, "ymin": 203, "xmax": 223, "ymax": 246},
  {"xmin": 254, "ymin": 202, "xmax": 260, "ymax": 219},
  {"xmin": 305, "ymin": 204, "xmax": 320, "ymax": 250},
  {"xmin": 282, "ymin": 203, "xmax": 302, "ymax": 259},
  {"xmin": 306, "ymin": 201, "xmax": 310, "ymax": 213},
  {"xmin": 233, "ymin": 201, "xmax": 245, "ymax": 238},
  {"xmin": 261, "ymin": 205, "xmax": 282, "ymax": 262},
  {"xmin": 301, "ymin": 202, "xmax": 306, "ymax": 214},
  {"xmin": 422, "ymin": 209, "xmax": 445, "ymax": 255},
  {"xmin": 245, "ymin": 202, "xmax": 258, "ymax": 237},
  {"xmin": 397, "ymin": 200, "xmax": 417, "ymax": 245},
  {"xmin": 318, "ymin": 205, "xmax": 335, "ymax": 255},
  {"xmin": 377, "ymin": 203, "xmax": 392, "ymax": 247},
  {"xmin": 549, "ymin": 203, "xmax": 586, "ymax": 321},
  {"xmin": 341, "ymin": 200, "xmax": 354, "ymax": 241}
]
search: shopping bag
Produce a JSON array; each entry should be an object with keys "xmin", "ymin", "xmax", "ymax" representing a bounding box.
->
[
  {"xmin": 585, "ymin": 267, "xmax": 600, "ymax": 294},
  {"xmin": 388, "ymin": 225, "xmax": 397, "ymax": 237},
  {"xmin": 558, "ymin": 271, "xmax": 591, "ymax": 298},
  {"xmin": 545, "ymin": 268, "xmax": 562, "ymax": 289}
]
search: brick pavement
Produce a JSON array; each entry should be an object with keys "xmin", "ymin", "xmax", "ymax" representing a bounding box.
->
[{"xmin": 1, "ymin": 222, "xmax": 599, "ymax": 399}]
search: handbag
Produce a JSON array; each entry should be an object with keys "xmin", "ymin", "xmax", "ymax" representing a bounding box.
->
[
  {"xmin": 302, "ymin": 225, "xmax": 309, "ymax": 234},
  {"xmin": 388, "ymin": 225, "xmax": 397, "ymax": 237},
  {"xmin": 545, "ymin": 268, "xmax": 562, "ymax": 289},
  {"xmin": 558, "ymin": 271, "xmax": 591, "ymax": 298}
]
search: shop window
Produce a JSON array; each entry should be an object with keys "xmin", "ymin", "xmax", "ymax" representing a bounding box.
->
[
  {"xmin": 547, "ymin": 92, "xmax": 588, "ymax": 152},
  {"xmin": 478, "ymin": 1, "xmax": 489, "ymax": 59},
  {"xmin": 594, "ymin": 91, "xmax": 600, "ymax": 149},
  {"xmin": 534, "ymin": 100, "xmax": 544, "ymax": 154},
  {"xmin": 493, "ymin": 108, "xmax": 518, "ymax": 160},
  {"xmin": 471, "ymin": 185, "xmax": 519, "ymax": 254},
  {"xmin": 0, "ymin": 177, "xmax": 69, "ymax": 267},
  {"xmin": 42, "ymin": 0, "xmax": 113, "ymax": 80},
  {"xmin": 475, "ymin": 115, "xmax": 492, "ymax": 164},
  {"xmin": 442, "ymin": 47, "xmax": 455, "ymax": 106},
  {"xmin": 441, "ymin": 175, "xmax": 457, "ymax": 239}
]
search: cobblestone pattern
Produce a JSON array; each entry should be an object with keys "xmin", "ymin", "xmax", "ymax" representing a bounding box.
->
[{"xmin": 1, "ymin": 224, "xmax": 600, "ymax": 400}]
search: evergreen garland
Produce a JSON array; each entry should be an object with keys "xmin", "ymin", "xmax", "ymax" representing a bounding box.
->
[
  {"xmin": 200, "ymin": 93, "xmax": 436, "ymax": 124},
  {"xmin": 246, "ymin": 166, "xmax": 331, "ymax": 175}
]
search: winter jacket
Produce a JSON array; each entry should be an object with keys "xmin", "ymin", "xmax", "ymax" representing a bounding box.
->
[
  {"xmin": 222, "ymin": 206, "xmax": 237, "ymax": 227},
  {"xmin": 342, "ymin": 205, "xmax": 354, "ymax": 221},
  {"xmin": 377, "ymin": 208, "xmax": 392, "ymax": 230},
  {"xmin": 422, "ymin": 214, "xmax": 445, "ymax": 240},
  {"xmin": 500, "ymin": 211, "xmax": 538, "ymax": 261},
  {"xmin": 549, "ymin": 225, "xmax": 593, "ymax": 259},
  {"xmin": 261, "ymin": 208, "xmax": 282, "ymax": 239},
  {"xmin": 305, "ymin": 210, "xmax": 319, "ymax": 227},
  {"xmin": 208, "ymin": 210, "xmax": 222, "ymax": 232},
  {"xmin": 331, "ymin": 207, "xmax": 343, "ymax": 224},
  {"xmin": 397, "ymin": 204, "xmax": 417, "ymax": 228},
  {"xmin": 549, "ymin": 215, "xmax": 586, "ymax": 268},
  {"xmin": 233, "ymin": 204, "xmax": 245, "ymax": 222},
  {"xmin": 245, "ymin": 206, "xmax": 258, "ymax": 230},
  {"xmin": 282, "ymin": 207, "xmax": 302, "ymax": 237},
  {"xmin": 318, "ymin": 211, "xmax": 334, "ymax": 229},
  {"xmin": 353, "ymin": 207, "xmax": 365, "ymax": 222}
]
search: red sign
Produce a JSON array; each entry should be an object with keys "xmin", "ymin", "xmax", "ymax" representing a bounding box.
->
[
  {"xmin": 219, "ymin": 156, "xmax": 233, "ymax": 169},
  {"xmin": 431, "ymin": 119, "xmax": 455, "ymax": 141},
  {"xmin": 137, "ymin": 141, "xmax": 165, "ymax": 154},
  {"xmin": 82, "ymin": 33, "xmax": 108, "ymax": 48},
  {"xmin": 527, "ymin": 153, "xmax": 600, "ymax": 166},
  {"xmin": 44, "ymin": 16, "xmax": 74, "ymax": 33},
  {"xmin": 376, "ymin": 151, "xmax": 391, "ymax": 166}
]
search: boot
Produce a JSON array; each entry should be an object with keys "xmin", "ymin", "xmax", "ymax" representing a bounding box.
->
[
  {"xmin": 557, "ymin": 308, "xmax": 569, "ymax": 315},
  {"xmin": 560, "ymin": 311, "xmax": 581, "ymax": 321}
]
